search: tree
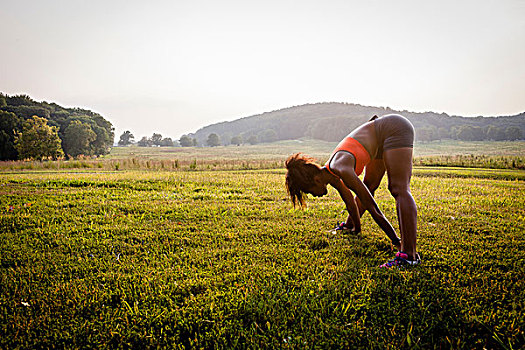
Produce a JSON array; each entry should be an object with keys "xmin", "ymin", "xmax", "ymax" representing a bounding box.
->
[
  {"xmin": 160, "ymin": 137, "xmax": 174, "ymax": 147},
  {"xmin": 1, "ymin": 93, "xmax": 114, "ymax": 157},
  {"xmin": 506, "ymin": 126, "xmax": 522, "ymax": 140},
  {"xmin": 151, "ymin": 133, "xmax": 163, "ymax": 146},
  {"xmin": 179, "ymin": 135, "xmax": 194, "ymax": 147},
  {"xmin": 456, "ymin": 126, "xmax": 475, "ymax": 141},
  {"xmin": 487, "ymin": 126, "xmax": 506, "ymax": 141},
  {"xmin": 63, "ymin": 120, "xmax": 96, "ymax": 157},
  {"xmin": 438, "ymin": 127, "xmax": 450, "ymax": 140},
  {"xmin": 471, "ymin": 126, "xmax": 485, "ymax": 141},
  {"xmin": 90, "ymin": 124, "xmax": 112, "ymax": 155},
  {"xmin": 137, "ymin": 136, "xmax": 151, "ymax": 147},
  {"xmin": 207, "ymin": 133, "xmax": 220, "ymax": 147},
  {"xmin": 260, "ymin": 129, "xmax": 278, "ymax": 143},
  {"xmin": 5, "ymin": 94, "xmax": 34, "ymax": 106},
  {"xmin": 118, "ymin": 130, "xmax": 135, "ymax": 146},
  {"xmin": 0, "ymin": 110, "xmax": 22, "ymax": 160},
  {"xmin": 247, "ymin": 135, "xmax": 258, "ymax": 145},
  {"xmin": 15, "ymin": 116, "xmax": 64, "ymax": 160},
  {"xmin": 91, "ymin": 114, "xmax": 114, "ymax": 151},
  {"xmin": 417, "ymin": 127, "xmax": 437, "ymax": 142},
  {"xmin": 230, "ymin": 135, "xmax": 243, "ymax": 146}
]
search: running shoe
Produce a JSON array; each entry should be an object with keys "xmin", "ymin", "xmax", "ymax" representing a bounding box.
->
[
  {"xmin": 380, "ymin": 252, "xmax": 421, "ymax": 268},
  {"xmin": 330, "ymin": 222, "xmax": 353, "ymax": 235},
  {"xmin": 335, "ymin": 222, "xmax": 351, "ymax": 231}
]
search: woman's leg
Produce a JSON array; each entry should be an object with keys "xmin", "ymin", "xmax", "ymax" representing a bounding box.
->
[{"xmin": 383, "ymin": 147, "xmax": 417, "ymax": 260}]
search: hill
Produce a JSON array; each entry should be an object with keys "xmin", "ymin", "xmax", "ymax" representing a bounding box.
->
[{"xmin": 186, "ymin": 102, "xmax": 525, "ymax": 145}]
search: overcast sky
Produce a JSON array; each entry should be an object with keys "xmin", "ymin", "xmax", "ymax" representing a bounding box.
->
[{"xmin": 2, "ymin": 0, "xmax": 524, "ymax": 140}]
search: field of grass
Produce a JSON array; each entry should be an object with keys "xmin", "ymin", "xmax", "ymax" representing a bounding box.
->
[
  {"xmin": 1, "ymin": 166, "xmax": 524, "ymax": 348},
  {"xmin": 1, "ymin": 140, "xmax": 524, "ymax": 348},
  {"xmin": 0, "ymin": 139, "xmax": 523, "ymax": 173}
]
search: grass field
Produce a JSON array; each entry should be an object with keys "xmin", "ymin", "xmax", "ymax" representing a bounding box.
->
[
  {"xmin": 1, "ymin": 139, "xmax": 524, "ymax": 173},
  {"xmin": 1, "ymin": 141, "xmax": 524, "ymax": 348}
]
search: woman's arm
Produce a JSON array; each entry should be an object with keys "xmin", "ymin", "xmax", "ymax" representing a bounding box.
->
[
  {"xmin": 342, "ymin": 171, "xmax": 400, "ymax": 245},
  {"xmin": 329, "ymin": 153, "xmax": 400, "ymax": 245},
  {"xmin": 356, "ymin": 158, "xmax": 386, "ymax": 216},
  {"xmin": 331, "ymin": 179, "xmax": 361, "ymax": 234}
]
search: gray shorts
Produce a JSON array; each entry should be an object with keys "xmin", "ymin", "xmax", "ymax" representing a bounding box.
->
[{"xmin": 374, "ymin": 114, "xmax": 415, "ymax": 159}]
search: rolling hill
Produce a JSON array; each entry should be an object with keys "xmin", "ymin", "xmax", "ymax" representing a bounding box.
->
[{"xmin": 186, "ymin": 102, "xmax": 524, "ymax": 145}]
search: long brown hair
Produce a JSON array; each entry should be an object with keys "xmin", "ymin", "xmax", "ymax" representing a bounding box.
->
[{"xmin": 285, "ymin": 153, "xmax": 322, "ymax": 207}]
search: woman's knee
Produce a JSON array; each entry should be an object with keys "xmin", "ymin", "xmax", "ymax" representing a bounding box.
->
[{"xmin": 388, "ymin": 181, "xmax": 410, "ymax": 198}]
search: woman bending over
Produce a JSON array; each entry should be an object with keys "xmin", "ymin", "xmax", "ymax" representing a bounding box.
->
[{"xmin": 285, "ymin": 114, "xmax": 419, "ymax": 268}]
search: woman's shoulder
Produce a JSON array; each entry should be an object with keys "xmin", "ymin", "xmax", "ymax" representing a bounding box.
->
[{"xmin": 327, "ymin": 151, "xmax": 356, "ymax": 175}]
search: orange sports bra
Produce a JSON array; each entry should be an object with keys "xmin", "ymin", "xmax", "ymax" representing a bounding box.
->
[{"xmin": 325, "ymin": 137, "xmax": 371, "ymax": 176}]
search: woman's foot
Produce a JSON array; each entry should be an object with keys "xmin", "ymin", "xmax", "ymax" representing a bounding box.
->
[
  {"xmin": 380, "ymin": 252, "xmax": 420, "ymax": 268},
  {"xmin": 331, "ymin": 221, "xmax": 355, "ymax": 234}
]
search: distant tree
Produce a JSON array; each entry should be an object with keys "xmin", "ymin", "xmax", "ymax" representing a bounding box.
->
[
  {"xmin": 437, "ymin": 127, "xmax": 450, "ymax": 140},
  {"xmin": 160, "ymin": 137, "xmax": 174, "ymax": 147},
  {"xmin": 15, "ymin": 116, "xmax": 64, "ymax": 160},
  {"xmin": 471, "ymin": 126, "xmax": 485, "ymax": 141},
  {"xmin": 0, "ymin": 110, "xmax": 22, "ymax": 160},
  {"xmin": 222, "ymin": 132, "xmax": 233, "ymax": 146},
  {"xmin": 63, "ymin": 120, "xmax": 97, "ymax": 157},
  {"xmin": 230, "ymin": 135, "xmax": 243, "ymax": 146},
  {"xmin": 487, "ymin": 126, "xmax": 506, "ymax": 141},
  {"xmin": 260, "ymin": 129, "xmax": 278, "ymax": 143},
  {"xmin": 207, "ymin": 133, "xmax": 220, "ymax": 147},
  {"xmin": 89, "ymin": 115, "xmax": 114, "ymax": 154},
  {"xmin": 5, "ymin": 94, "xmax": 34, "ymax": 106},
  {"xmin": 506, "ymin": 126, "xmax": 522, "ymax": 140},
  {"xmin": 417, "ymin": 127, "xmax": 437, "ymax": 142},
  {"xmin": 450, "ymin": 126, "xmax": 460, "ymax": 140},
  {"xmin": 118, "ymin": 130, "xmax": 135, "ymax": 146},
  {"xmin": 4, "ymin": 105, "xmax": 51, "ymax": 119},
  {"xmin": 457, "ymin": 126, "xmax": 476, "ymax": 141},
  {"xmin": 151, "ymin": 133, "xmax": 163, "ymax": 146},
  {"xmin": 247, "ymin": 135, "xmax": 258, "ymax": 145},
  {"xmin": 90, "ymin": 124, "xmax": 112, "ymax": 155},
  {"xmin": 1, "ymin": 92, "xmax": 114, "ymax": 156},
  {"xmin": 179, "ymin": 135, "xmax": 194, "ymax": 147},
  {"xmin": 137, "ymin": 136, "xmax": 151, "ymax": 147}
]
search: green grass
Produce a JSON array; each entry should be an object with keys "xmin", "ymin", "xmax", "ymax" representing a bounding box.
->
[
  {"xmin": 413, "ymin": 140, "xmax": 525, "ymax": 157},
  {"xmin": 413, "ymin": 166, "xmax": 525, "ymax": 181},
  {"xmin": 1, "ymin": 167, "xmax": 524, "ymax": 348}
]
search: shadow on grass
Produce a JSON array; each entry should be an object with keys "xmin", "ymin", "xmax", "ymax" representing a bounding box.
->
[{"xmin": 333, "ymin": 262, "xmax": 516, "ymax": 349}]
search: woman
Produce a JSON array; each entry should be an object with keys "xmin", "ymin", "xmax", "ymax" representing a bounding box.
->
[{"xmin": 285, "ymin": 114, "xmax": 419, "ymax": 268}]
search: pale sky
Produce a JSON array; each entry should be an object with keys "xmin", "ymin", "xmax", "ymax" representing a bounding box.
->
[{"xmin": 1, "ymin": 0, "xmax": 524, "ymax": 141}]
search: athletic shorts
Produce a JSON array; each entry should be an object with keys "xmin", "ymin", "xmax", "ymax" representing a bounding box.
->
[{"xmin": 374, "ymin": 114, "xmax": 415, "ymax": 159}]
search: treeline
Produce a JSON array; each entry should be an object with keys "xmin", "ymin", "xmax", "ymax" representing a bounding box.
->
[
  {"xmin": 117, "ymin": 131, "xmax": 186, "ymax": 147},
  {"xmin": 0, "ymin": 93, "xmax": 114, "ymax": 160},
  {"xmin": 118, "ymin": 131, "xmax": 177, "ymax": 147},
  {"xmin": 186, "ymin": 103, "xmax": 524, "ymax": 146},
  {"xmin": 118, "ymin": 131, "xmax": 250, "ymax": 148},
  {"xmin": 117, "ymin": 131, "xmax": 254, "ymax": 148}
]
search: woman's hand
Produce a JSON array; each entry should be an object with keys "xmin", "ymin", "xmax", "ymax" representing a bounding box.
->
[
  {"xmin": 331, "ymin": 157, "xmax": 400, "ymax": 245},
  {"xmin": 332, "ymin": 221, "xmax": 360, "ymax": 235}
]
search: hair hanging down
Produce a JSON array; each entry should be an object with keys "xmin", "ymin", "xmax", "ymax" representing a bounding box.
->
[{"xmin": 285, "ymin": 153, "xmax": 322, "ymax": 207}]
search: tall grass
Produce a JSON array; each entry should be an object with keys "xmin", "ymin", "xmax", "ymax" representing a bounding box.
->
[
  {"xmin": 414, "ymin": 154, "xmax": 525, "ymax": 169},
  {"xmin": 1, "ymin": 141, "xmax": 524, "ymax": 172}
]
